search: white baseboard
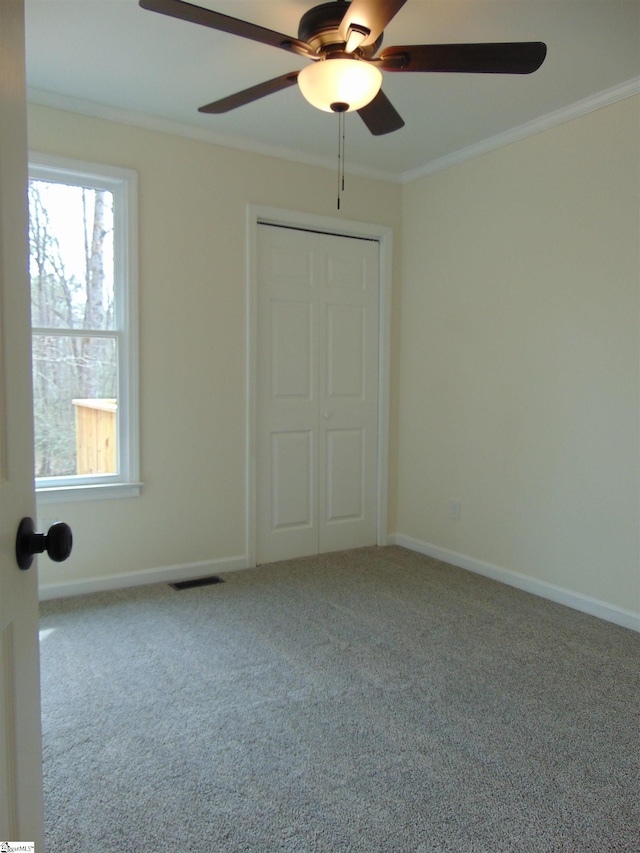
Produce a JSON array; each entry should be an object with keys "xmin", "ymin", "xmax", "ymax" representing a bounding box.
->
[
  {"xmin": 39, "ymin": 540, "xmax": 640, "ymax": 634},
  {"xmin": 389, "ymin": 533, "xmax": 640, "ymax": 633},
  {"xmin": 38, "ymin": 555, "xmax": 249, "ymax": 601}
]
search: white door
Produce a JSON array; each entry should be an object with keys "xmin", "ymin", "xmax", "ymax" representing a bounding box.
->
[
  {"xmin": 256, "ymin": 224, "xmax": 379, "ymax": 563},
  {"xmin": 0, "ymin": 0, "xmax": 46, "ymax": 845}
]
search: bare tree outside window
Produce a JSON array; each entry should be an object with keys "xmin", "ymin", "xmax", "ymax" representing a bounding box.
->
[{"xmin": 29, "ymin": 179, "xmax": 118, "ymax": 479}]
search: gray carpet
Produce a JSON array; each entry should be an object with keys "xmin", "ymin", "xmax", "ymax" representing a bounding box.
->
[{"xmin": 39, "ymin": 546, "xmax": 639, "ymax": 852}]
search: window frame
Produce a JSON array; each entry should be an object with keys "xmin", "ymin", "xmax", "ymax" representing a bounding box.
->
[{"xmin": 29, "ymin": 152, "xmax": 141, "ymax": 503}]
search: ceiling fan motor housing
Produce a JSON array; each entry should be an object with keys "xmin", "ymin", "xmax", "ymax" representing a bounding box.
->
[
  {"xmin": 298, "ymin": 2, "xmax": 382, "ymax": 57},
  {"xmin": 138, "ymin": 0, "xmax": 547, "ymax": 136}
]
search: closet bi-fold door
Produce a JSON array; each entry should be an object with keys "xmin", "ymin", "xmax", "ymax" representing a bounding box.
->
[{"xmin": 256, "ymin": 223, "xmax": 380, "ymax": 564}]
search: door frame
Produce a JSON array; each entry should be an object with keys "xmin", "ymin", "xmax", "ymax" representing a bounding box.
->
[{"xmin": 246, "ymin": 205, "xmax": 393, "ymax": 567}]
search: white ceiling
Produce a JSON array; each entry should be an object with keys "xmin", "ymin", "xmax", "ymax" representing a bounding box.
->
[{"xmin": 25, "ymin": 1, "xmax": 640, "ymax": 181}]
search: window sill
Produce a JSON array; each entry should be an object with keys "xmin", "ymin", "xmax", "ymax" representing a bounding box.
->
[{"xmin": 36, "ymin": 482, "xmax": 143, "ymax": 504}]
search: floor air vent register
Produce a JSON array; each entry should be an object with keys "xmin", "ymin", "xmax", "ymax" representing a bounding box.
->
[{"xmin": 169, "ymin": 576, "xmax": 225, "ymax": 591}]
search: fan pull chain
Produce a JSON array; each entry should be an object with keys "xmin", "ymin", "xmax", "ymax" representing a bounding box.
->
[
  {"xmin": 342, "ymin": 111, "xmax": 346, "ymax": 192},
  {"xmin": 337, "ymin": 110, "xmax": 346, "ymax": 210}
]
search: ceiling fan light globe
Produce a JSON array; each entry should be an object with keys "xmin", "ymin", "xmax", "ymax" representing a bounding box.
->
[{"xmin": 298, "ymin": 58, "xmax": 382, "ymax": 113}]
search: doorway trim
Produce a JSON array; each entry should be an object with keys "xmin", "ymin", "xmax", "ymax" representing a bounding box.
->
[{"xmin": 246, "ymin": 204, "xmax": 393, "ymax": 567}]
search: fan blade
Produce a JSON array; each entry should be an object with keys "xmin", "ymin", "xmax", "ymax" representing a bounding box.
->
[
  {"xmin": 198, "ymin": 72, "xmax": 299, "ymax": 114},
  {"xmin": 377, "ymin": 42, "xmax": 547, "ymax": 74},
  {"xmin": 340, "ymin": 0, "xmax": 408, "ymax": 49},
  {"xmin": 139, "ymin": 0, "xmax": 313, "ymax": 57},
  {"xmin": 358, "ymin": 90, "xmax": 405, "ymax": 135}
]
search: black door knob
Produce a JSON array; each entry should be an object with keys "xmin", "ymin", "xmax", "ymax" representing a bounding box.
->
[{"xmin": 15, "ymin": 517, "xmax": 73, "ymax": 571}]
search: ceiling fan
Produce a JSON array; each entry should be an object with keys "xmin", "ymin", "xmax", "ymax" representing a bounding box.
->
[{"xmin": 139, "ymin": 0, "xmax": 547, "ymax": 136}]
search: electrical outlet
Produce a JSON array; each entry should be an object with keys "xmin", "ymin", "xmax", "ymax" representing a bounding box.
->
[{"xmin": 450, "ymin": 500, "xmax": 461, "ymax": 521}]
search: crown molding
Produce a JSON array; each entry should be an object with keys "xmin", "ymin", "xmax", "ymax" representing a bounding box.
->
[
  {"xmin": 26, "ymin": 88, "xmax": 399, "ymax": 184},
  {"xmin": 400, "ymin": 76, "xmax": 640, "ymax": 184},
  {"xmin": 28, "ymin": 76, "xmax": 639, "ymax": 187}
]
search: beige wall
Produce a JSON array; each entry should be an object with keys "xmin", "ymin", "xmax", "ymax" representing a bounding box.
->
[
  {"xmin": 28, "ymin": 104, "xmax": 403, "ymax": 591},
  {"xmin": 397, "ymin": 95, "xmax": 640, "ymax": 615},
  {"xmin": 29, "ymin": 96, "xmax": 639, "ymax": 622}
]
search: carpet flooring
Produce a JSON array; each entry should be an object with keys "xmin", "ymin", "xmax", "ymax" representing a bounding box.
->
[{"xmin": 39, "ymin": 546, "xmax": 640, "ymax": 852}]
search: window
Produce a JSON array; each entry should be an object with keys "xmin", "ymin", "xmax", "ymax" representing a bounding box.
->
[{"xmin": 28, "ymin": 153, "xmax": 139, "ymax": 501}]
